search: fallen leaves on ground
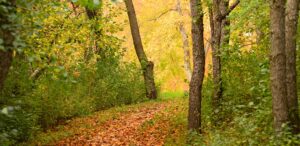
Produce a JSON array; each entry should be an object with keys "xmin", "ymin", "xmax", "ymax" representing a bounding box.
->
[{"xmin": 55, "ymin": 102, "xmax": 170, "ymax": 146}]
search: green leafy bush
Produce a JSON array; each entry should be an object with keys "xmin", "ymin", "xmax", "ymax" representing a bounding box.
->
[{"xmin": 0, "ymin": 1, "xmax": 148, "ymax": 145}]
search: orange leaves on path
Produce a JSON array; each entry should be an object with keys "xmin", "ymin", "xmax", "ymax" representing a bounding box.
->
[{"xmin": 55, "ymin": 102, "xmax": 170, "ymax": 146}]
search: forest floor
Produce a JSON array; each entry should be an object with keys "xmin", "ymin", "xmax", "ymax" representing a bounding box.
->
[{"xmin": 27, "ymin": 93, "xmax": 189, "ymax": 145}]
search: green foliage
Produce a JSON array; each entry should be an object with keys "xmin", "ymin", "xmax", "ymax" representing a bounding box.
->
[
  {"xmin": 0, "ymin": 0, "xmax": 147, "ymax": 145},
  {"xmin": 194, "ymin": 0, "xmax": 300, "ymax": 145},
  {"xmin": 0, "ymin": 0, "xmax": 23, "ymax": 51},
  {"xmin": 72, "ymin": 0, "xmax": 102, "ymax": 9},
  {"xmin": 159, "ymin": 91, "xmax": 185, "ymax": 100},
  {"xmin": 1, "ymin": 0, "xmax": 300, "ymax": 145},
  {"xmin": 0, "ymin": 106, "xmax": 38, "ymax": 146}
]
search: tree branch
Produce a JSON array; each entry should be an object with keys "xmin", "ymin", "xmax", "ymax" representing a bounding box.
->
[
  {"xmin": 220, "ymin": 0, "xmax": 240, "ymax": 20},
  {"xmin": 148, "ymin": 8, "xmax": 177, "ymax": 21}
]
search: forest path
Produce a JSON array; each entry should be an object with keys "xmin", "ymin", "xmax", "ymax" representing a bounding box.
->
[
  {"xmin": 29, "ymin": 97, "xmax": 187, "ymax": 145},
  {"xmin": 55, "ymin": 102, "xmax": 168, "ymax": 145}
]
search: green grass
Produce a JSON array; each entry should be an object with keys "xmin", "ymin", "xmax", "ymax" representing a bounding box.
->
[
  {"xmin": 162, "ymin": 97, "xmax": 189, "ymax": 146},
  {"xmin": 159, "ymin": 91, "xmax": 187, "ymax": 100}
]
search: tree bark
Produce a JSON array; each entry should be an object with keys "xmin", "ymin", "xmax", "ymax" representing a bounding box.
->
[
  {"xmin": 270, "ymin": 0, "xmax": 289, "ymax": 134},
  {"xmin": 188, "ymin": 0, "xmax": 205, "ymax": 133},
  {"xmin": 0, "ymin": 0, "xmax": 16, "ymax": 91},
  {"xmin": 176, "ymin": 0, "xmax": 192, "ymax": 82},
  {"xmin": 210, "ymin": 0, "xmax": 239, "ymax": 109},
  {"xmin": 125, "ymin": 0, "xmax": 157, "ymax": 99},
  {"xmin": 285, "ymin": 0, "xmax": 300, "ymax": 133},
  {"xmin": 220, "ymin": 0, "xmax": 230, "ymax": 49},
  {"xmin": 211, "ymin": 0, "xmax": 223, "ymax": 106}
]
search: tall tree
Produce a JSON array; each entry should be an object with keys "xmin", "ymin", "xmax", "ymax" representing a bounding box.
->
[
  {"xmin": 285, "ymin": 0, "xmax": 300, "ymax": 133},
  {"xmin": 124, "ymin": 0, "xmax": 157, "ymax": 99},
  {"xmin": 188, "ymin": 0, "xmax": 205, "ymax": 132},
  {"xmin": 270, "ymin": 0, "xmax": 289, "ymax": 134},
  {"xmin": 209, "ymin": 0, "xmax": 239, "ymax": 107},
  {"xmin": 210, "ymin": 0, "xmax": 222, "ymax": 104},
  {"xmin": 0, "ymin": 0, "xmax": 16, "ymax": 91},
  {"xmin": 176, "ymin": 0, "xmax": 192, "ymax": 82}
]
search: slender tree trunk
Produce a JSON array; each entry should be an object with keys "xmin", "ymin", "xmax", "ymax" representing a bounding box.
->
[
  {"xmin": 188, "ymin": 0, "xmax": 205, "ymax": 133},
  {"xmin": 176, "ymin": 0, "xmax": 192, "ymax": 82},
  {"xmin": 0, "ymin": 0, "xmax": 16, "ymax": 91},
  {"xmin": 125, "ymin": 0, "xmax": 157, "ymax": 99},
  {"xmin": 209, "ymin": 0, "xmax": 230, "ymax": 124},
  {"xmin": 211, "ymin": 0, "xmax": 223, "ymax": 106},
  {"xmin": 180, "ymin": 25, "xmax": 192, "ymax": 82},
  {"xmin": 210, "ymin": 0, "xmax": 239, "ymax": 110},
  {"xmin": 285, "ymin": 0, "xmax": 300, "ymax": 133},
  {"xmin": 270, "ymin": 0, "xmax": 289, "ymax": 134},
  {"xmin": 220, "ymin": 0, "xmax": 230, "ymax": 49}
]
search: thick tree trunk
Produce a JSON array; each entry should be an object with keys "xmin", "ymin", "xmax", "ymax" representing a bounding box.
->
[
  {"xmin": 285, "ymin": 0, "xmax": 300, "ymax": 133},
  {"xmin": 188, "ymin": 0, "xmax": 205, "ymax": 132},
  {"xmin": 176, "ymin": 0, "xmax": 192, "ymax": 82},
  {"xmin": 270, "ymin": 0, "xmax": 289, "ymax": 134},
  {"xmin": 0, "ymin": 0, "xmax": 16, "ymax": 91},
  {"xmin": 125, "ymin": 0, "xmax": 157, "ymax": 99}
]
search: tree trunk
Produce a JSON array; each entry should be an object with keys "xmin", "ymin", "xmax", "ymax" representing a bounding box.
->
[
  {"xmin": 125, "ymin": 0, "xmax": 157, "ymax": 99},
  {"xmin": 270, "ymin": 0, "xmax": 289, "ymax": 134},
  {"xmin": 188, "ymin": 0, "xmax": 205, "ymax": 133},
  {"xmin": 211, "ymin": 0, "xmax": 223, "ymax": 106},
  {"xmin": 0, "ymin": 0, "xmax": 16, "ymax": 91},
  {"xmin": 220, "ymin": 0, "xmax": 230, "ymax": 49},
  {"xmin": 176, "ymin": 0, "xmax": 192, "ymax": 82},
  {"xmin": 210, "ymin": 0, "xmax": 239, "ymax": 111},
  {"xmin": 285, "ymin": 0, "xmax": 300, "ymax": 133}
]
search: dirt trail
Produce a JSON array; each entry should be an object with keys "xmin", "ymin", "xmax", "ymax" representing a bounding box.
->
[{"xmin": 55, "ymin": 103, "xmax": 168, "ymax": 146}]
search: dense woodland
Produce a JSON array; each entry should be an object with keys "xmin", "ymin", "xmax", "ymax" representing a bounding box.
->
[{"xmin": 1, "ymin": 0, "xmax": 300, "ymax": 145}]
